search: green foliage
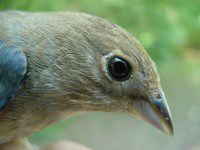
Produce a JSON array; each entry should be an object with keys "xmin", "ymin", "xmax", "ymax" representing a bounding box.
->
[{"xmin": 0, "ymin": 0, "xmax": 199, "ymax": 62}]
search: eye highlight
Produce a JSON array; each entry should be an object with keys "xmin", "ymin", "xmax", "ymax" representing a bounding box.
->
[{"xmin": 107, "ymin": 56, "xmax": 132, "ymax": 81}]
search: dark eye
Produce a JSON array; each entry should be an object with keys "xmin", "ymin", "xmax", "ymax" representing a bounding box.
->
[{"xmin": 107, "ymin": 56, "xmax": 132, "ymax": 81}]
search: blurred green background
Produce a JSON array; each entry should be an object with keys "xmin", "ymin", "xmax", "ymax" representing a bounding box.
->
[{"xmin": 0, "ymin": 0, "xmax": 199, "ymax": 150}]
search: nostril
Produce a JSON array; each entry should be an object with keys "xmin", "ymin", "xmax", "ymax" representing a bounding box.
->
[{"xmin": 156, "ymin": 94, "xmax": 161, "ymax": 99}]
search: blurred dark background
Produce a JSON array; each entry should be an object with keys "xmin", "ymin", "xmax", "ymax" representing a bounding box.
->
[{"xmin": 0, "ymin": 0, "xmax": 199, "ymax": 150}]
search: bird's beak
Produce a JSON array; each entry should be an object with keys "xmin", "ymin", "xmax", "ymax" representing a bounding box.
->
[{"xmin": 131, "ymin": 89, "xmax": 173, "ymax": 135}]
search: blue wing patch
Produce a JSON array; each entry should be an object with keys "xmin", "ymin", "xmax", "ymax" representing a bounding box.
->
[{"xmin": 0, "ymin": 40, "xmax": 27, "ymax": 110}]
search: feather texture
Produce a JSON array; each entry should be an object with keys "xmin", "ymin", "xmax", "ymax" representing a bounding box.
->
[{"xmin": 0, "ymin": 40, "xmax": 27, "ymax": 110}]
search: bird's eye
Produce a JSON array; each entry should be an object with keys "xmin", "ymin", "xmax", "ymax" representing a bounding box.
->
[{"xmin": 107, "ymin": 56, "xmax": 132, "ymax": 81}]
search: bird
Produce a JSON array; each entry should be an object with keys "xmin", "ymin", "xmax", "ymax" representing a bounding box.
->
[{"xmin": 0, "ymin": 11, "xmax": 173, "ymax": 149}]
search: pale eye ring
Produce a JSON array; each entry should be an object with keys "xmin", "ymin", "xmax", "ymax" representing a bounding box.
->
[{"xmin": 107, "ymin": 56, "xmax": 132, "ymax": 81}]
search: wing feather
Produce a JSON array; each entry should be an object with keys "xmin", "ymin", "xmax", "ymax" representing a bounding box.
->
[{"xmin": 0, "ymin": 40, "xmax": 27, "ymax": 110}]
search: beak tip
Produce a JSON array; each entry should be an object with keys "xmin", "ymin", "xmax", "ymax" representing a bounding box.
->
[
  {"xmin": 166, "ymin": 120, "xmax": 174, "ymax": 136},
  {"xmin": 155, "ymin": 118, "xmax": 174, "ymax": 136},
  {"xmin": 159, "ymin": 114, "xmax": 173, "ymax": 136},
  {"xmin": 165, "ymin": 128, "xmax": 174, "ymax": 137},
  {"xmin": 163, "ymin": 126, "xmax": 173, "ymax": 136},
  {"xmin": 131, "ymin": 88, "xmax": 174, "ymax": 136},
  {"xmin": 170, "ymin": 130, "xmax": 174, "ymax": 137}
]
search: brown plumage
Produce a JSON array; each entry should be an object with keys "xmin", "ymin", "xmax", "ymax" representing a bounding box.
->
[{"xmin": 0, "ymin": 11, "xmax": 173, "ymax": 148}]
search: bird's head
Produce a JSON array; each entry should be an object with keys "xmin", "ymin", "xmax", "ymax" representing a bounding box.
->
[{"xmin": 34, "ymin": 13, "xmax": 173, "ymax": 136}]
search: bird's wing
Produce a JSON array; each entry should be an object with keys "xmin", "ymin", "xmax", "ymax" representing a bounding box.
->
[{"xmin": 0, "ymin": 40, "xmax": 27, "ymax": 110}]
